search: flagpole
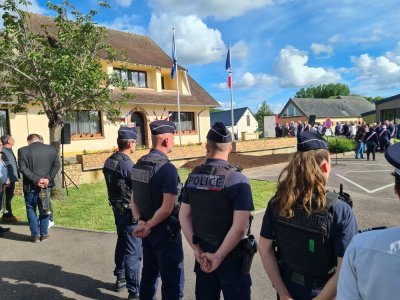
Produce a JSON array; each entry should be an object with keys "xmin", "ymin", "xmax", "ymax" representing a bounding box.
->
[
  {"xmin": 228, "ymin": 44, "xmax": 235, "ymax": 141},
  {"xmin": 173, "ymin": 28, "xmax": 182, "ymax": 146}
]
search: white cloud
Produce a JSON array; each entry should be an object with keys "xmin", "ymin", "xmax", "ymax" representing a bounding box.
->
[
  {"xmin": 217, "ymin": 71, "xmax": 277, "ymax": 89},
  {"xmin": 352, "ymin": 27, "xmax": 391, "ymax": 44},
  {"xmin": 273, "ymin": 46, "xmax": 341, "ymax": 87},
  {"xmin": 149, "ymin": 13, "xmax": 226, "ymax": 65},
  {"xmin": 328, "ymin": 34, "xmax": 341, "ymax": 44},
  {"xmin": 231, "ymin": 40, "xmax": 249, "ymax": 58},
  {"xmin": 114, "ymin": 0, "xmax": 134, "ymax": 7},
  {"xmin": 311, "ymin": 43, "xmax": 333, "ymax": 57},
  {"xmin": 351, "ymin": 49, "xmax": 400, "ymax": 90},
  {"xmin": 100, "ymin": 15, "xmax": 146, "ymax": 35},
  {"xmin": 148, "ymin": 0, "xmax": 274, "ymax": 20}
]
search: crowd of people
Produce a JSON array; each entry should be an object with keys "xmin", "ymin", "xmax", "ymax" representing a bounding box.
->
[
  {"xmin": 1, "ymin": 119, "xmax": 399, "ymax": 300},
  {"xmin": 276, "ymin": 120, "xmax": 399, "ymax": 161}
]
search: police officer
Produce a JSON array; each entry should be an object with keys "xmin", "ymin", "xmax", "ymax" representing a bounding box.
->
[
  {"xmin": 258, "ymin": 131, "xmax": 358, "ymax": 300},
  {"xmin": 179, "ymin": 122, "xmax": 255, "ymax": 300},
  {"xmin": 103, "ymin": 126, "xmax": 142, "ymax": 300},
  {"xmin": 131, "ymin": 119, "xmax": 184, "ymax": 300},
  {"xmin": 378, "ymin": 124, "xmax": 391, "ymax": 153}
]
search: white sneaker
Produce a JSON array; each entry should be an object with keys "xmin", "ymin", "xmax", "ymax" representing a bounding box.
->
[{"xmin": 48, "ymin": 220, "xmax": 55, "ymax": 229}]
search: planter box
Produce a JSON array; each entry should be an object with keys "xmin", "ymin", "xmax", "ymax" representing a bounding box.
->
[{"xmin": 233, "ymin": 138, "xmax": 296, "ymax": 153}]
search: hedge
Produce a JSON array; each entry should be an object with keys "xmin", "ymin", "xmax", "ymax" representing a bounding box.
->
[{"xmin": 326, "ymin": 136, "xmax": 357, "ymax": 153}]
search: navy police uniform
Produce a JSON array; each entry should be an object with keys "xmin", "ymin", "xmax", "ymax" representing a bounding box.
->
[
  {"xmin": 182, "ymin": 122, "xmax": 255, "ymax": 300},
  {"xmin": 260, "ymin": 131, "xmax": 358, "ymax": 300},
  {"xmin": 132, "ymin": 120, "xmax": 184, "ymax": 300},
  {"xmin": 103, "ymin": 127, "xmax": 142, "ymax": 298}
]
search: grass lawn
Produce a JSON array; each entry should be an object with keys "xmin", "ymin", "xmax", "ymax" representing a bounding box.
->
[{"xmin": 11, "ymin": 168, "xmax": 275, "ymax": 232}]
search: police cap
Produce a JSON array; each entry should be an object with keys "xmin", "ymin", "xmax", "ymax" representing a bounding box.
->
[
  {"xmin": 150, "ymin": 120, "xmax": 176, "ymax": 135},
  {"xmin": 297, "ymin": 131, "xmax": 328, "ymax": 152},
  {"xmin": 118, "ymin": 126, "xmax": 137, "ymax": 140},
  {"xmin": 207, "ymin": 122, "xmax": 232, "ymax": 143},
  {"xmin": 385, "ymin": 143, "xmax": 400, "ymax": 177}
]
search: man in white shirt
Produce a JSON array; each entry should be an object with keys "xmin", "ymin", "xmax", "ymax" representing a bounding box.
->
[{"xmin": 337, "ymin": 142, "xmax": 400, "ymax": 300}]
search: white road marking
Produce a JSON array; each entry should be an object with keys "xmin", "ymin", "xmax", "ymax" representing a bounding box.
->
[{"xmin": 335, "ymin": 174, "xmax": 394, "ymax": 193}]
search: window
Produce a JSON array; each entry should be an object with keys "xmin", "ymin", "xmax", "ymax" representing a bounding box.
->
[
  {"xmin": 169, "ymin": 112, "xmax": 195, "ymax": 131},
  {"xmin": 284, "ymin": 104, "xmax": 301, "ymax": 117},
  {"xmin": 161, "ymin": 77, "xmax": 165, "ymax": 90},
  {"xmin": 66, "ymin": 111, "xmax": 102, "ymax": 137},
  {"xmin": 114, "ymin": 68, "xmax": 147, "ymax": 88},
  {"xmin": 0, "ymin": 110, "xmax": 10, "ymax": 136},
  {"xmin": 247, "ymin": 115, "xmax": 251, "ymax": 126}
]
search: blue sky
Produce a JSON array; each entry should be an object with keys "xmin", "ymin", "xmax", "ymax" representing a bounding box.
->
[{"xmin": 7, "ymin": 0, "xmax": 400, "ymax": 113}]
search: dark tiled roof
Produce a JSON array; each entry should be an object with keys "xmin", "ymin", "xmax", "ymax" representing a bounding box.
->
[
  {"xmin": 112, "ymin": 75, "xmax": 219, "ymax": 107},
  {"xmin": 210, "ymin": 107, "xmax": 253, "ymax": 126},
  {"xmin": 24, "ymin": 13, "xmax": 219, "ymax": 107},
  {"xmin": 361, "ymin": 110, "xmax": 376, "ymax": 117},
  {"xmin": 286, "ymin": 96, "xmax": 375, "ymax": 118},
  {"xmin": 374, "ymin": 93, "xmax": 400, "ymax": 105}
]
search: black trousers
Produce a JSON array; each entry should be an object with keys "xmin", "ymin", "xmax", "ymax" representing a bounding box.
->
[
  {"xmin": 366, "ymin": 143, "xmax": 376, "ymax": 160},
  {"xmin": 3, "ymin": 182, "xmax": 15, "ymax": 214}
]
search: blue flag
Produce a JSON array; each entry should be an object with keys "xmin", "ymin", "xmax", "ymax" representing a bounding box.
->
[
  {"xmin": 225, "ymin": 47, "xmax": 231, "ymax": 70},
  {"xmin": 171, "ymin": 30, "xmax": 177, "ymax": 79}
]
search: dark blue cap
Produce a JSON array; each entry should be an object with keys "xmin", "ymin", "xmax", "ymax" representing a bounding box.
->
[
  {"xmin": 118, "ymin": 126, "xmax": 137, "ymax": 140},
  {"xmin": 297, "ymin": 131, "xmax": 328, "ymax": 152},
  {"xmin": 385, "ymin": 143, "xmax": 400, "ymax": 177},
  {"xmin": 207, "ymin": 122, "xmax": 232, "ymax": 143},
  {"xmin": 150, "ymin": 120, "xmax": 176, "ymax": 135}
]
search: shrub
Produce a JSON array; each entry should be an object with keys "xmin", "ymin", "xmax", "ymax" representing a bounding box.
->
[
  {"xmin": 393, "ymin": 139, "xmax": 399, "ymax": 144},
  {"xmin": 326, "ymin": 136, "xmax": 356, "ymax": 153}
]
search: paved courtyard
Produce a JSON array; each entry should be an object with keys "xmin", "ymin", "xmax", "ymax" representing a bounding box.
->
[{"xmin": 1, "ymin": 152, "xmax": 399, "ymax": 300}]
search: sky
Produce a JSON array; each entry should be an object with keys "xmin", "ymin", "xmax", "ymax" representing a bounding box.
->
[{"xmin": 3, "ymin": 0, "xmax": 400, "ymax": 113}]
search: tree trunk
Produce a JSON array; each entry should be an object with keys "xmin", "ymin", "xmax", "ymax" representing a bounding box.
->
[{"xmin": 49, "ymin": 123, "xmax": 63, "ymax": 196}]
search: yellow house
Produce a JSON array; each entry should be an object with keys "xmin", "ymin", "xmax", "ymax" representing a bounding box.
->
[{"xmin": 0, "ymin": 14, "xmax": 219, "ymax": 156}]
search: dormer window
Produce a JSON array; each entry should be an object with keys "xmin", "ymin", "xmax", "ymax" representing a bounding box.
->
[{"xmin": 114, "ymin": 68, "xmax": 148, "ymax": 88}]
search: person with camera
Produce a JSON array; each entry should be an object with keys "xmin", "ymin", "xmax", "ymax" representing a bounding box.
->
[
  {"xmin": 18, "ymin": 133, "xmax": 60, "ymax": 242},
  {"xmin": 179, "ymin": 122, "xmax": 255, "ymax": 300},
  {"xmin": 131, "ymin": 119, "xmax": 184, "ymax": 300},
  {"xmin": 337, "ymin": 142, "xmax": 400, "ymax": 299},
  {"xmin": 103, "ymin": 126, "xmax": 142, "ymax": 300},
  {"xmin": 258, "ymin": 131, "xmax": 358, "ymax": 300}
]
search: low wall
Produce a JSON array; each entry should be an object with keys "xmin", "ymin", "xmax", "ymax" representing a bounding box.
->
[{"xmin": 232, "ymin": 138, "xmax": 296, "ymax": 153}]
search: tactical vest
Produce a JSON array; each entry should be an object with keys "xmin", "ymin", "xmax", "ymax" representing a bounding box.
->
[
  {"xmin": 186, "ymin": 164, "xmax": 241, "ymax": 246},
  {"xmin": 103, "ymin": 152, "xmax": 132, "ymax": 208},
  {"xmin": 272, "ymin": 192, "xmax": 339, "ymax": 278},
  {"xmin": 131, "ymin": 152, "xmax": 170, "ymax": 221}
]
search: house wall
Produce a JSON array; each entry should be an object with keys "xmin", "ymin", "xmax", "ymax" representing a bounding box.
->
[
  {"xmin": 7, "ymin": 104, "xmax": 212, "ymax": 157},
  {"xmin": 376, "ymin": 97, "xmax": 400, "ymax": 123},
  {"xmin": 235, "ymin": 109, "xmax": 258, "ymax": 139}
]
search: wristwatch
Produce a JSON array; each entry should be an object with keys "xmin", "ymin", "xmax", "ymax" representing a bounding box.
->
[{"xmin": 132, "ymin": 216, "xmax": 140, "ymax": 225}]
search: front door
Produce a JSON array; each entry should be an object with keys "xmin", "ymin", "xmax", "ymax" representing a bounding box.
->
[{"xmin": 131, "ymin": 112, "xmax": 145, "ymax": 147}]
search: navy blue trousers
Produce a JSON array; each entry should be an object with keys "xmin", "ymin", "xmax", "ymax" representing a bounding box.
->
[
  {"xmin": 139, "ymin": 223, "xmax": 184, "ymax": 300},
  {"xmin": 194, "ymin": 256, "xmax": 251, "ymax": 300},
  {"xmin": 113, "ymin": 209, "xmax": 142, "ymax": 294}
]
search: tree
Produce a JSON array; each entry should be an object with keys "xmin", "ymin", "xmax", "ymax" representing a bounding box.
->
[
  {"xmin": 295, "ymin": 83, "xmax": 350, "ymax": 98},
  {"xmin": 255, "ymin": 101, "xmax": 274, "ymax": 131},
  {"xmin": 364, "ymin": 96, "xmax": 383, "ymax": 103},
  {"xmin": 0, "ymin": 0, "xmax": 131, "ymax": 151}
]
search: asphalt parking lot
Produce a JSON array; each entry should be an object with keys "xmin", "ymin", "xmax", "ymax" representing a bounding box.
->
[{"xmin": 1, "ymin": 152, "xmax": 399, "ymax": 300}]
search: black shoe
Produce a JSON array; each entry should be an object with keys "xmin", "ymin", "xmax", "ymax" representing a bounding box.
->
[
  {"xmin": 115, "ymin": 277, "xmax": 126, "ymax": 292},
  {"xmin": 0, "ymin": 226, "xmax": 10, "ymax": 233},
  {"xmin": 128, "ymin": 292, "xmax": 139, "ymax": 300}
]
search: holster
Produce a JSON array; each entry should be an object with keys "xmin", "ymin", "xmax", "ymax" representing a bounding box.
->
[{"xmin": 231, "ymin": 234, "xmax": 258, "ymax": 274}]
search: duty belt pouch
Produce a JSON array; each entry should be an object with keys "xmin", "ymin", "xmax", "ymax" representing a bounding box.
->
[
  {"xmin": 40, "ymin": 187, "xmax": 52, "ymax": 216},
  {"xmin": 238, "ymin": 234, "xmax": 258, "ymax": 274}
]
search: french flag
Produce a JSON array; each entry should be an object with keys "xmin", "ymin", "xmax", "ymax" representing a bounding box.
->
[{"xmin": 226, "ymin": 47, "xmax": 232, "ymax": 88}]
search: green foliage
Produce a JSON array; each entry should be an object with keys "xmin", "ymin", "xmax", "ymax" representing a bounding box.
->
[
  {"xmin": 393, "ymin": 139, "xmax": 399, "ymax": 144},
  {"xmin": 11, "ymin": 169, "xmax": 276, "ymax": 231},
  {"xmin": 255, "ymin": 101, "xmax": 274, "ymax": 131},
  {"xmin": 210, "ymin": 108, "xmax": 223, "ymax": 113},
  {"xmin": 295, "ymin": 83, "xmax": 350, "ymax": 98},
  {"xmin": 326, "ymin": 136, "xmax": 356, "ymax": 153},
  {"xmin": 364, "ymin": 96, "xmax": 383, "ymax": 103},
  {"xmin": 0, "ymin": 0, "xmax": 132, "ymax": 146}
]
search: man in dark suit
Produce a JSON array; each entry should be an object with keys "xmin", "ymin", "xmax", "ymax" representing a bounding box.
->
[{"xmin": 18, "ymin": 133, "xmax": 60, "ymax": 242}]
